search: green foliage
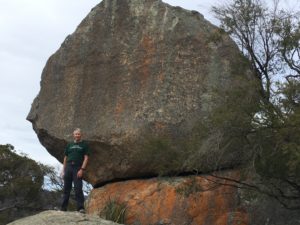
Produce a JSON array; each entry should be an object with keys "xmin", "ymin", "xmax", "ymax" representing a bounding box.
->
[
  {"xmin": 100, "ymin": 198, "xmax": 127, "ymax": 224},
  {"xmin": 0, "ymin": 144, "xmax": 45, "ymax": 224},
  {"xmin": 212, "ymin": 0, "xmax": 300, "ymax": 209},
  {"xmin": 276, "ymin": 14, "xmax": 300, "ymax": 77},
  {"xmin": 0, "ymin": 144, "xmax": 66, "ymax": 224},
  {"xmin": 254, "ymin": 80, "xmax": 300, "ymax": 180},
  {"xmin": 0, "ymin": 144, "xmax": 44, "ymax": 201},
  {"xmin": 214, "ymin": 0, "xmax": 300, "ymax": 88}
]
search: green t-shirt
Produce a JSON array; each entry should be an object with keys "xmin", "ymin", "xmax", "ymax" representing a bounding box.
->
[{"xmin": 64, "ymin": 141, "xmax": 90, "ymax": 164}]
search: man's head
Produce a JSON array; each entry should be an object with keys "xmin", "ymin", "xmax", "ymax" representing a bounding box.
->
[{"xmin": 73, "ymin": 128, "xmax": 82, "ymax": 142}]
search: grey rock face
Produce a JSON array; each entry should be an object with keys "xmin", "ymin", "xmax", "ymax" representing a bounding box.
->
[
  {"xmin": 7, "ymin": 210, "xmax": 122, "ymax": 225},
  {"xmin": 27, "ymin": 0, "xmax": 257, "ymax": 186}
]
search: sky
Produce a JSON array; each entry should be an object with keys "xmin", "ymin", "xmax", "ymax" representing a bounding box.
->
[{"xmin": 0, "ymin": 0, "xmax": 298, "ymax": 166}]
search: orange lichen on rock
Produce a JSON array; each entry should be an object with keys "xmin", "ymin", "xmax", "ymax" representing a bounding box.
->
[
  {"xmin": 86, "ymin": 171, "xmax": 249, "ymax": 225},
  {"xmin": 139, "ymin": 35, "xmax": 156, "ymax": 89}
]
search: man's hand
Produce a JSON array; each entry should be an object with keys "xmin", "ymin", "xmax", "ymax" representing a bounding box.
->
[
  {"xmin": 77, "ymin": 169, "xmax": 83, "ymax": 178},
  {"xmin": 60, "ymin": 170, "xmax": 65, "ymax": 179}
]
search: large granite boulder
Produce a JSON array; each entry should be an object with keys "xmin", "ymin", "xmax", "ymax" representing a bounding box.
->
[{"xmin": 27, "ymin": 0, "xmax": 257, "ymax": 186}]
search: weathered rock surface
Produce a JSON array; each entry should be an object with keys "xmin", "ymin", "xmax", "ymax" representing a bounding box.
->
[
  {"xmin": 7, "ymin": 210, "xmax": 122, "ymax": 225},
  {"xmin": 27, "ymin": 0, "xmax": 256, "ymax": 186},
  {"xmin": 86, "ymin": 171, "xmax": 248, "ymax": 225}
]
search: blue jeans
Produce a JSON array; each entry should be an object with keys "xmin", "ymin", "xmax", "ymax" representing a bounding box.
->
[{"xmin": 61, "ymin": 164, "xmax": 84, "ymax": 211}]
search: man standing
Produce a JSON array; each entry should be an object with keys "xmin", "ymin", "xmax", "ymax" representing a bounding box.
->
[{"xmin": 61, "ymin": 128, "xmax": 90, "ymax": 212}]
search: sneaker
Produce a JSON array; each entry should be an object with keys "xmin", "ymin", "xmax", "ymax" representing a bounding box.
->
[{"xmin": 78, "ymin": 209, "xmax": 85, "ymax": 214}]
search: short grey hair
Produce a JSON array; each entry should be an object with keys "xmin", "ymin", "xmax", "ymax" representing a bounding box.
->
[{"xmin": 73, "ymin": 128, "xmax": 81, "ymax": 133}]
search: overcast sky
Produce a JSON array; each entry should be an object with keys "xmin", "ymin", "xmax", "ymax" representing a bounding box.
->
[{"xmin": 0, "ymin": 0, "xmax": 298, "ymax": 166}]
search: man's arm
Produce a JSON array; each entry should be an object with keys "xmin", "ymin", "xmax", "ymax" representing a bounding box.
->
[
  {"xmin": 63, "ymin": 156, "xmax": 67, "ymax": 170},
  {"xmin": 61, "ymin": 156, "xmax": 67, "ymax": 178},
  {"xmin": 81, "ymin": 155, "xmax": 89, "ymax": 170},
  {"xmin": 77, "ymin": 155, "xmax": 89, "ymax": 178}
]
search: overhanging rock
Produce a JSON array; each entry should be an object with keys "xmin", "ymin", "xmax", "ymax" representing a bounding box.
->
[{"xmin": 27, "ymin": 0, "xmax": 258, "ymax": 186}]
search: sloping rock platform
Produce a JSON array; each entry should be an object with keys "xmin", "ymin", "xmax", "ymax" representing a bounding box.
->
[{"xmin": 7, "ymin": 210, "xmax": 122, "ymax": 225}]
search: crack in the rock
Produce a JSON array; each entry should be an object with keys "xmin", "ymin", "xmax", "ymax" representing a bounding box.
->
[{"xmin": 93, "ymin": 165, "xmax": 239, "ymax": 188}]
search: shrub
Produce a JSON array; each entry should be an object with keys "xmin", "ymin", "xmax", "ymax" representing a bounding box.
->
[{"xmin": 100, "ymin": 198, "xmax": 127, "ymax": 224}]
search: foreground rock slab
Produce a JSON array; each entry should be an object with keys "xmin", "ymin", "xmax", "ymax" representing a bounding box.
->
[
  {"xmin": 7, "ymin": 210, "xmax": 122, "ymax": 225},
  {"xmin": 86, "ymin": 172, "xmax": 248, "ymax": 225}
]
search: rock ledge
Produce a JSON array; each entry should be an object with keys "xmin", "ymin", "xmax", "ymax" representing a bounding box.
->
[{"xmin": 7, "ymin": 210, "xmax": 122, "ymax": 225}]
